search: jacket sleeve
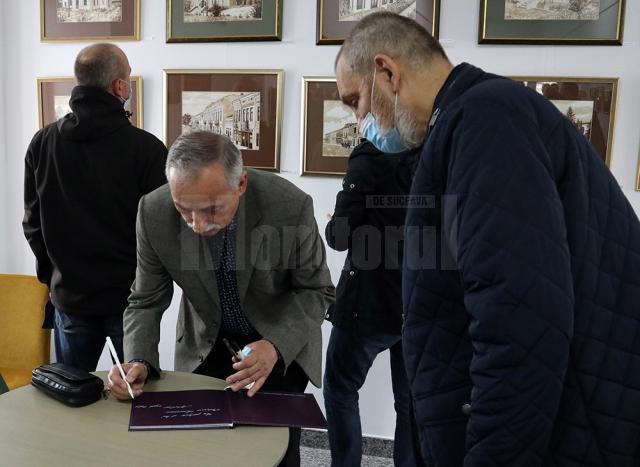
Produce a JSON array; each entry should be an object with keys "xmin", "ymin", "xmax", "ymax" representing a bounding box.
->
[
  {"xmin": 325, "ymin": 152, "xmax": 376, "ymax": 252},
  {"xmin": 141, "ymin": 138, "xmax": 168, "ymax": 195},
  {"xmin": 123, "ymin": 195, "xmax": 174, "ymax": 373},
  {"xmin": 22, "ymin": 140, "xmax": 53, "ymax": 286},
  {"xmin": 444, "ymin": 102, "xmax": 574, "ymax": 466},
  {"xmin": 265, "ymin": 195, "xmax": 335, "ymax": 377}
]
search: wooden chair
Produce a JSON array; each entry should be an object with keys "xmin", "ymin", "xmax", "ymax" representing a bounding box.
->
[{"xmin": 0, "ymin": 274, "xmax": 50, "ymax": 392}]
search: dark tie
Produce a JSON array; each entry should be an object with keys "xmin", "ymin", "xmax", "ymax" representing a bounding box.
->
[{"xmin": 209, "ymin": 219, "xmax": 255, "ymax": 336}]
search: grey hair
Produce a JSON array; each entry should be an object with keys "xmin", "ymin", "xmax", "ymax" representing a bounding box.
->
[
  {"xmin": 166, "ymin": 131, "xmax": 244, "ymax": 188},
  {"xmin": 74, "ymin": 43, "xmax": 127, "ymax": 89},
  {"xmin": 336, "ymin": 12, "xmax": 448, "ymax": 80}
]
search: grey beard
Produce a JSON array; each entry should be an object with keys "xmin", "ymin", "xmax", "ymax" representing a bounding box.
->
[{"xmin": 396, "ymin": 104, "xmax": 426, "ymax": 149}]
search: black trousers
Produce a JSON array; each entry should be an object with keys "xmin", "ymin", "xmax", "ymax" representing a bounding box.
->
[{"xmin": 195, "ymin": 331, "xmax": 309, "ymax": 467}]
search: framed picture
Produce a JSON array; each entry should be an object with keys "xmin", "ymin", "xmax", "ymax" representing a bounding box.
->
[
  {"xmin": 40, "ymin": 0, "xmax": 140, "ymax": 42},
  {"xmin": 301, "ymin": 77, "xmax": 360, "ymax": 176},
  {"xmin": 164, "ymin": 69, "xmax": 283, "ymax": 171},
  {"xmin": 167, "ymin": 0, "xmax": 282, "ymax": 42},
  {"xmin": 37, "ymin": 76, "xmax": 143, "ymax": 129},
  {"xmin": 317, "ymin": 0, "xmax": 440, "ymax": 45},
  {"xmin": 512, "ymin": 77, "xmax": 618, "ymax": 166},
  {"xmin": 480, "ymin": 0, "xmax": 625, "ymax": 45}
]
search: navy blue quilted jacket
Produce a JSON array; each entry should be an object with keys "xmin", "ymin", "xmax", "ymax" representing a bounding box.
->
[{"xmin": 403, "ymin": 63, "xmax": 640, "ymax": 466}]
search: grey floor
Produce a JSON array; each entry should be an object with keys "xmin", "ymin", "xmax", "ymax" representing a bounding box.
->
[{"xmin": 300, "ymin": 447, "xmax": 393, "ymax": 466}]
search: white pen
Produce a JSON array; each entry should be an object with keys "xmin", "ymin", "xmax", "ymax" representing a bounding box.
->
[{"xmin": 106, "ymin": 336, "xmax": 135, "ymax": 399}]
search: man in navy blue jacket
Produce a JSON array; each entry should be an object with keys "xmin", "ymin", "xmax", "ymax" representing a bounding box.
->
[{"xmin": 335, "ymin": 12, "xmax": 640, "ymax": 467}]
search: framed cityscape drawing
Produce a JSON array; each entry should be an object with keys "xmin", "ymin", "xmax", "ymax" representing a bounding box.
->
[
  {"xmin": 480, "ymin": 0, "xmax": 625, "ymax": 44},
  {"xmin": 512, "ymin": 77, "xmax": 618, "ymax": 166},
  {"xmin": 317, "ymin": 0, "xmax": 440, "ymax": 45},
  {"xmin": 167, "ymin": 0, "xmax": 282, "ymax": 42},
  {"xmin": 40, "ymin": 0, "xmax": 140, "ymax": 42},
  {"xmin": 37, "ymin": 76, "xmax": 143, "ymax": 129},
  {"xmin": 301, "ymin": 77, "xmax": 360, "ymax": 176},
  {"xmin": 164, "ymin": 69, "xmax": 283, "ymax": 171}
]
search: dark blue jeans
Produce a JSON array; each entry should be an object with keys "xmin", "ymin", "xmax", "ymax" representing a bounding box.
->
[
  {"xmin": 54, "ymin": 309, "xmax": 124, "ymax": 372},
  {"xmin": 324, "ymin": 326, "xmax": 416, "ymax": 467}
]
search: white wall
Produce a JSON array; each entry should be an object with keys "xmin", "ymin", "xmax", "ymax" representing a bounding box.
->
[
  {"xmin": 2, "ymin": 0, "xmax": 640, "ymax": 440},
  {"xmin": 0, "ymin": 0, "xmax": 8, "ymax": 272}
]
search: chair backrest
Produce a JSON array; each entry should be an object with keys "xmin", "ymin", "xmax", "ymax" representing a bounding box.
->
[{"xmin": 0, "ymin": 274, "xmax": 50, "ymax": 369}]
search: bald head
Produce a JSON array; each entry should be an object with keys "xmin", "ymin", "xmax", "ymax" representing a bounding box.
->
[
  {"xmin": 74, "ymin": 43, "xmax": 130, "ymax": 89},
  {"xmin": 337, "ymin": 12, "xmax": 448, "ymax": 81}
]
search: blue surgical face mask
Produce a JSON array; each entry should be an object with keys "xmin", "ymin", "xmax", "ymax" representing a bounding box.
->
[{"xmin": 359, "ymin": 68, "xmax": 408, "ymax": 154}]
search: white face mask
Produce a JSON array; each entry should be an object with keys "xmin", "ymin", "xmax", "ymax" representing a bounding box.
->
[
  {"xmin": 359, "ymin": 68, "xmax": 409, "ymax": 154},
  {"xmin": 119, "ymin": 79, "xmax": 131, "ymax": 105}
]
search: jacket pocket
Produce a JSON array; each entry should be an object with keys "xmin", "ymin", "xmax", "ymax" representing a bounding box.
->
[{"xmin": 413, "ymin": 382, "xmax": 471, "ymax": 426}]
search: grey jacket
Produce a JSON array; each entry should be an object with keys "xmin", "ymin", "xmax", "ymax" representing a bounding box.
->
[{"xmin": 123, "ymin": 169, "xmax": 335, "ymax": 387}]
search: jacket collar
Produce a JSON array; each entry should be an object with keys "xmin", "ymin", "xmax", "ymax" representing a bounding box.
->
[
  {"xmin": 425, "ymin": 63, "xmax": 503, "ymax": 139},
  {"xmin": 58, "ymin": 86, "xmax": 130, "ymax": 141},
  {"xmin": 432, "ymin": 63, "xmax": 491, "ymax": 113}
]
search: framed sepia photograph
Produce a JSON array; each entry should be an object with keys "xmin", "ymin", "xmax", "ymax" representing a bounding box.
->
[
  {"xmin": 41, "ymin": 0, "xmax": 140, "ymax": 42},
  {"xmin": 37, "ymin": 76, "xmax": 143, "ymax": 129},
  {"xmin": 301, "ymin": 77, "xmax": 361, "ymax": 176},
  {"xmin": 512, "ymin": 77, "xmax": 618, "ymax": 166},
  {"xmin": 317, "ymin": 0, "xmax": 440, "ymax": 45},
  {"xmin": 167, "ymin": 0, "xmax": 282, "ymax": 42},
  {"xmin": 480, "ymin": 0, "xmax": 625, "ymax": 45},
  {"xmin": 164, "ymin": 69, "xmax": 283, "ymax": 171}
]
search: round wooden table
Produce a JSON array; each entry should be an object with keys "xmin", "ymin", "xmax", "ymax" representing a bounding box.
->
[{"xmin": 0, "ymin": 371, "xmax": 288, "ymax": 467}]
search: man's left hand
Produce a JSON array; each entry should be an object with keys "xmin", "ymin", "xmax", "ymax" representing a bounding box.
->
[{"xmin": 225, "ymin": 339, "xmax": 278, "ymax": 397}]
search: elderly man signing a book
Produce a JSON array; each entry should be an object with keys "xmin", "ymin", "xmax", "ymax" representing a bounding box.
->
[{"xmin": 109, "ymin": 131, "xmax": 334, "ymax": 467}]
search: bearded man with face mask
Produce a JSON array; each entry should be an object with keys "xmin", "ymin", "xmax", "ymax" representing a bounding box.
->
[
  {"xmin": 23, "ymin": 43, "xmax": 167, "ymax": 372},
  {"xmin": 336, "ymin": 12, "xmax": 640, "ymax": 467}
]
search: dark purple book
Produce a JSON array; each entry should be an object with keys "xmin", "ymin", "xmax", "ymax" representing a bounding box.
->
[{"xmin": 129, "ymin": 389, "xmax": 327, "ymax": 431}]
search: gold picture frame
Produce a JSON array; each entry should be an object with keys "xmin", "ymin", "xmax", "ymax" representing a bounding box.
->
[
  {"xmin": 167, "ymin": 0, "xmax": 282, "ymax": 43},
  {"xmin": 511, "ymin": 76, "xmax": 618, "ymax": 167},
  {"xmin": 40, "ymin": 0, "xmax": 141, "ymax": 42},
  {"xmin": 301, "ymin": 77, "xmax": 358, "ymax": 176},
  {"xmin": 37, "ymin": 76, "xmax": 144, "ymax": 129},
  {"xmin": 164, "ymin": 69, "xmax": 283, "ymax": 171},
  {"xmin": 636, "ymin": 153, "xmax": 640, "ymax": 191},
  {"xmin": 317, "ymin": 0, "xmax": 440, "ymax": 45},
  {"xmin": 480, "ymin": 0, "xmax": 625, "ymax": 45}
]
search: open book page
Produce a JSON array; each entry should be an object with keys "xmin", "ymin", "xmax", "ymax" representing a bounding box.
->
[
  {"xmin": 227, "ymin": 391, "xmax": 327, "ymax": 429},
  {"xmin": 129, "ymin": 390, "xmax": 232, "ymax": 430}
]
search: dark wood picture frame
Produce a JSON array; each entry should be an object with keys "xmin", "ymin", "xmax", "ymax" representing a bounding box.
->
[
  {"xmin": 164, "ymin": 69, "xmax": 283, "ymax": 171},
  {"xmin": 40, "ymin": 0, "xmax": 140, "ymax": 42},
  {"xmin": 480, "ymin": 0, "xmax": 625, "ymax": 45},
  {"xmin": 37, "ymin": 76, "xmax": 143, "ymax": 129},
  {"xmin": 302, "ymin": 77, "xmax": 361, "ymax": 176},
  {"xmin": 317, "ymin": 0, "xmax": 440, "ymax": 45}
]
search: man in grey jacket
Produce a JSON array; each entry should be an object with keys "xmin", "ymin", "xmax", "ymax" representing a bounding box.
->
[{"xmin": 109, "ymin": 131, "xmax": 334, "ymax": 466}]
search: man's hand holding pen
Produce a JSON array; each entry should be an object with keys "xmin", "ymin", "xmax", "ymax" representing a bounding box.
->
[{"xmin": 225, "ymin": 339, "xmax": 278, "ymax": 397}]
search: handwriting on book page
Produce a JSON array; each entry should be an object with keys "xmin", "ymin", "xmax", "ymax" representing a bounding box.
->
[{"xmin": 136, "ymin": 403, "xmax": 221, "ymax": 419}]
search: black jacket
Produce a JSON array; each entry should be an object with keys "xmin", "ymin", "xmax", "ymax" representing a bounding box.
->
[
  {"xmin": 325, "ymin": 141, "xmax": 419, "ymax": 335},
  {"xmin": 23, "ymin": 86, "xmax": 167, "ymax": 317},
  {"xmin": 404, "ymin": 63, "xmax": 640, "ymax": 466}
]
